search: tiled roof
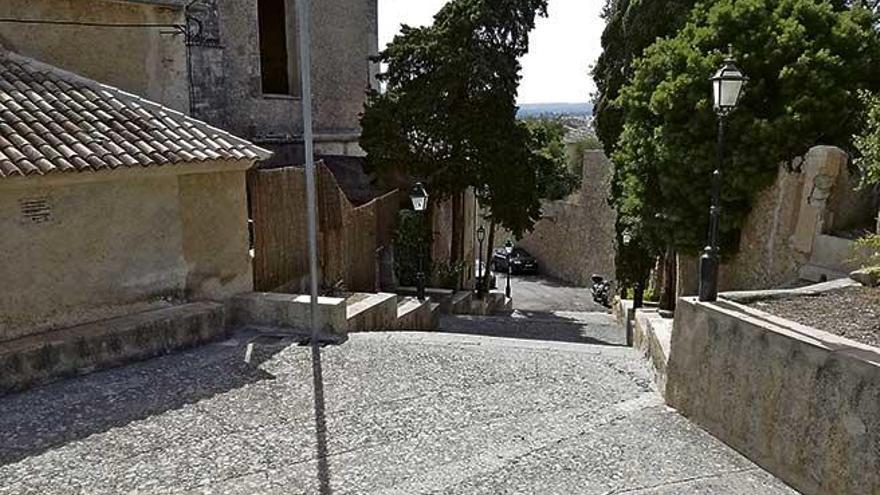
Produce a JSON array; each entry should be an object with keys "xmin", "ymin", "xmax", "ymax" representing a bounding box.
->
[{"xmin": 0, "ymin": 50, "xmax": 272, "ymax": 179}]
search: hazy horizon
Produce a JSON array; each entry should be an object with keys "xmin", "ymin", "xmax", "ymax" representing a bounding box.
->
[{"xmin": 379, "ymin": 0, "xmax": 603, "ymax": 105}]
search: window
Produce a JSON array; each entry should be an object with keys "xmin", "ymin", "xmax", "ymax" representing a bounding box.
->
[{"xmin": 257, "ymin": 0, "xmax": 297, "ymax": 96}]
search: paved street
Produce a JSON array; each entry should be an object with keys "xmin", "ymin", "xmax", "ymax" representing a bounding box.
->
[
  {"xmin": 0, "ymin": 325, "xmax": 795, "ymax": 494},
  {"xmin": 502, "ymin": 272, "xmax": 607, "ymax": 312}
]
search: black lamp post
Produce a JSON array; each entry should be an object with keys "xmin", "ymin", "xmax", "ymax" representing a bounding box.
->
[
  {"xmin": 504, "ymin": 239, "xmax": 513, "ymax": 299},
  {"xmin": 411, "ymin": 182, "xmax": 429, "ymax": 301},
  {"xmin": 476, "ymin": 225, "xmax": 486, "ymax": 298},
  {"xmin": 700, "ymin": 50, "xmax": 747, "ymax": 302}
]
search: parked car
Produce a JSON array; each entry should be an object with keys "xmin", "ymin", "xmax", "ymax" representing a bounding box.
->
[
  {"xmin": 475, "ymin": 260, "xmax": 497, "ymax": 289},
  {"xmin": 492, "ymin": 246, "xmax": 538, "ymax": 275}
]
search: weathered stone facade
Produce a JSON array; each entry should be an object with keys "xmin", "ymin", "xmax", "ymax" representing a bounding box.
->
[
  {"xmin": 495, "ymin": 150, "xmax": 617, "ymax": 286},
  {"xmin": 187, "ymin": 0, "xmax": 379, "ymax": 162},
  {"xmin": 0, "ymin": 0, "xmax": 378, "ymax": 163},
  {"xmin": 715, "ymin": 146, "xmax": 877, "ymax": 291},
  {"xmin": 0, "ymin": 0, "xmax": 189, "ymax": 112}
]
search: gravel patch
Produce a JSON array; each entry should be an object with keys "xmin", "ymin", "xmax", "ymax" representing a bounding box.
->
[{"xmin": 749, "ymin": 286, "xmax": 880, "ymax": 348}]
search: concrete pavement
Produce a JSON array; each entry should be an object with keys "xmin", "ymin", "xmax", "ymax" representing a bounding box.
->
[
  {"xmin": 0, "ymin": 327, "xmax": 796, "ymax": 494},
  {"xmin": 502, "ymin": 272, "xmax": 607, "ymax": 312}
]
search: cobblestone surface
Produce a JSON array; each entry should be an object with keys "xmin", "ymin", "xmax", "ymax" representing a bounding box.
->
[{"xmin": 0, "ymin": 329, "xmax": 796, "ymax": 494}]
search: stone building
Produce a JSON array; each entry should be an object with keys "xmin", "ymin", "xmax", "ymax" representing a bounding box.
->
[
  {"xmin": 0, "ymin": 49, "xmax": 269, "ymax": 342},
  {"xmin": 0, "ymin": 0, "xmax": 379, "ymax": 161}
]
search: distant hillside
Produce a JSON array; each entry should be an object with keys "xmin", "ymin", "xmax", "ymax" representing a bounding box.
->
[{"xmin": 517, "ymin": 102, "xmax": 593, "ymax": 118}]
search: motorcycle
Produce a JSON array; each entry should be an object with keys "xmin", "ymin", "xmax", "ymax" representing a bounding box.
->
[{"xmin": 590, "ymin": 274, "xmax": 613, "ymax": 308}]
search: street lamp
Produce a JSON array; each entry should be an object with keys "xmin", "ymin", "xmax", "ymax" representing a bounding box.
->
[
  {"xmin": 411, "ymin": 183, "xmax": 429, "ymax": 301},
  {"xmin": 476, "ymin": 225, "xmax": 486, "ymax": 298},
  {"xmin": 504, "ymin": 239, "xmax": 513, "ymax": 299},
  {"xmin": 700, "ymin": 50, "xmax": 747, "ymax": 302}
]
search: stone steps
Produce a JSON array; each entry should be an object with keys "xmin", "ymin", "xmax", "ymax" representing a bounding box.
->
[
  {"xmin": 0, "ymin": 302, "xmax": 226, "ymax": 395},
  {"xmin": 394, "ymin": 297, "xmax": 434, "ymax": 331},
  {"xmin": 346, "ymin": 292, "xmax": 398, "ymax": 332}
]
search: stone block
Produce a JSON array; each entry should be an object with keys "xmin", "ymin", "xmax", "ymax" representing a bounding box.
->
[
  {"xmin": 394, "ymin": 297, "xmax": 435, "ymax": 331},
  {"xmin": 230, "ymin": 292, "xmax": 348, "ymax": 335},
  {"xmin": 850, "ymin": 267, "xmax": 880, "ymax": 287},
  {"xmin": 346, "ymin": 293, "xmax": 398, "ymax": 332}
]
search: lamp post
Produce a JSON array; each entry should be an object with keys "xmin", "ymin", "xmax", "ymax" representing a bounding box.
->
[
  {"xmin": 700, "ymin": 50, "xmax": 747, "ymax": 302},
  {"xmin": 410, "ymin": 183, "xmax": 429, "ymax": 301},
  {"xmin": 476, "ymin": 225, "xmax": 486, "ymax": 298},
  {"xmin": 504, "ymin": 239, "xmax": 513, "ymax": 299}
]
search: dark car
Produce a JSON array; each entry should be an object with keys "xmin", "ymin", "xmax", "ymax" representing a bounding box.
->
[{"xmin": 492, "ymin": 246, "xmax": 538, "ymax": 275}]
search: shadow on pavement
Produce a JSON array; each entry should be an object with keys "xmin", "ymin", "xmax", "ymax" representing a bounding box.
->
[
  {"xmin": 309, "ymin": 342, "xmax": 333, "ymax": 495},
  {"xmin": 437, "ymin": 310, "xmax": 626, "ymax": 347},
  {"xmin": 0, "ymin": 331, "xmax": 330, "ymax": 470}
]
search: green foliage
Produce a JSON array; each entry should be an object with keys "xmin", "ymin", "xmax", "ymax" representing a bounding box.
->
[
  {"xmin": 394, "ymin": 210, "xmax": 433, "ymax": 286},
  {"xmin": 855, "ymin": 233, "xmax": 880, "ymax": 267},
  {"xmin": 434, "ymin": 260, "xmax": 468, "ymax": 289},
  {"xmin": 593, "ymin": 0, "xmax": 697, "ymax": 158},
  {"xmin": 853, "ymin": 91, "xmax": 880, "ymax": 187},
  {"xmin": 360, "ymin": 0, "xmax": 578, "ymax": 237},
  {"xmin": 521, "ymin": 118, "xmax": 582, "ymax": 200},
  {"xmin": 611, "ymin": 0, "xmax": 880, "ymax": 263}
]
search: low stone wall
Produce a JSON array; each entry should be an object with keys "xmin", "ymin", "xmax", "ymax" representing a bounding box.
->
[
  {"xmin": 1, "ymin": 302, "xmax": 227, "ymax": 395},
  {"xmin": 230, "ymin": 292, "xmax": 348, "ymax": 335},
  {"xmin": 667, "ymin": 297, "xmax": 880, "ymax": 494},
  {"xmin": 633, "ymin": 309, "xmax": 671, "ymax": 394}
]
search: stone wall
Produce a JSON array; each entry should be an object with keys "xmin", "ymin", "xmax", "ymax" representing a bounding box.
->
[
  {"xmin": 667, "ymin": 297, "xmax": 880, "ymax": 495},
  {"xmin": 718, "ymin": 146, "xmax": 876, "ymax": 290},
  {"xmin": 0, "ymin": 162, "xmax": 254, "ymax": 342},
  {"xmin": 495, "ymin": 150, "xmax": 616, "ymax": 286},
  {"xmin": 432, "ymin": 189, "xmax": 477, "ymax": 289},
  {"xmin": 0, "ymin": 0, "xmax": 189, "ymax": 112},
  {"xmin": 189, "ymin": 0, "xmax": 378, "ymax": 157},
  {"xmin": 0, "ymin": 0, "xmax": 378, "ymax": 161}
]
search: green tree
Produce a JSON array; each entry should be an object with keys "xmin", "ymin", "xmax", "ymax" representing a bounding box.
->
[
  {"xmin": 360, "ymin": 0, "xmax": 577, "ymax": 239},
  {"xmin": 593, "ymin": 0, "xmax": 698, "ymax": 296},
  {"xmin": 593, "ymin": 0, "xmax": 697, "ymax": 158},
  {"xmin": 853, "ymin": 90, "xmax": 880, "ymax": 232},
  {"xmin": 612, "ymin": 0, "xmax": 880, "ymax": 261}
]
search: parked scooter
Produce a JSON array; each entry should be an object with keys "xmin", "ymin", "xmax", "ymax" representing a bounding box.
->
[{"xmin": 590, "ymin": 274, "xmax": 613, "ymax": 308}]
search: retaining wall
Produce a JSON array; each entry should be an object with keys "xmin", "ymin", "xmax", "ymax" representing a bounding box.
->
[{"xmin": 667, "ymin": 297, "xmax": 880, "ymax": 494}]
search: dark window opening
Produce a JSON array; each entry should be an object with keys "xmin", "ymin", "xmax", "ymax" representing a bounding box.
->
[{"xmin": 258, "ymin": 0, "xmax": 291, "ymax": 95}]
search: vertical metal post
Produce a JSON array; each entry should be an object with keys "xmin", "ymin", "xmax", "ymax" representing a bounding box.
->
[
  {"xmin": 477, "ymin": 238, "xmax": 484, "ymax": 298},
  {"xmin": 699, "ymin": 116, "xmax": 725, "ymax": 302},
  {"xmin": 297, "ymin": 0, "xmax": 320, "ymax": 339},
  {"xmin": 505, "ymin": 253, "xmax": 512, "ymax": 299},
  {"xmin": 417, "ymin": 212, "xmax": 426, "ymax": 301}
]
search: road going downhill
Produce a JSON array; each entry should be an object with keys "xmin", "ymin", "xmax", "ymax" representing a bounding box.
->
[{"xmin": 0, "ymin": 276, "xmax": 795, "ymax": 494}]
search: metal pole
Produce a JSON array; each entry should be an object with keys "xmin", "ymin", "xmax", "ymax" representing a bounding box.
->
[
  {"xmin": 297, "ymin": 0, "xmax": 320, "ymax": 338},
  {"xmin": 417, "ymin": 216, "xmax": 426, "ymax": 301},
  {"xmin": 477, "ymin": 238, "xmax": 484, "ymax": 298},
  {"xmin": 699, "ymin": 116, "xmax": 725, "ymax": 302},
  {"xmin": 505, "ymin": 253, "xmax": 512, "ymax": 299}
]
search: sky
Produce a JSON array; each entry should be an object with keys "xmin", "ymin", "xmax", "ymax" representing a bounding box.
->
[{"xmin": 378, "ymin": 0, "xmax": 605, "ymax": 105}]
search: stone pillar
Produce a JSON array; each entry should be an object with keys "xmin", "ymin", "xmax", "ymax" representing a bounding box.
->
[{"xmin": 790, "ymin": 146, "xmax": 847, "ymax": 253}]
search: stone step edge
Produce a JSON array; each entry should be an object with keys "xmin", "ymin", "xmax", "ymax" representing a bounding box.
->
[{"xmin": 0, "ymin": 302, "xmax": 227, "ymax": 395}]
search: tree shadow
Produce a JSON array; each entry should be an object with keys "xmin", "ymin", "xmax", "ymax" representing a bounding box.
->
[
  {"xmin": 437, "ymin": 310, "xmax": 627, "ymax": 346},
  {"xmin": 0, "ymin": 330, "xmax": 339, "ymax": 480}
]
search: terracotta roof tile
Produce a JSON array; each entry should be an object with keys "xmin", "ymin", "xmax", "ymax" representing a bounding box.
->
[{"xmin": 0, "ymin": 50, "xmax": 271, "ymax": 179}]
